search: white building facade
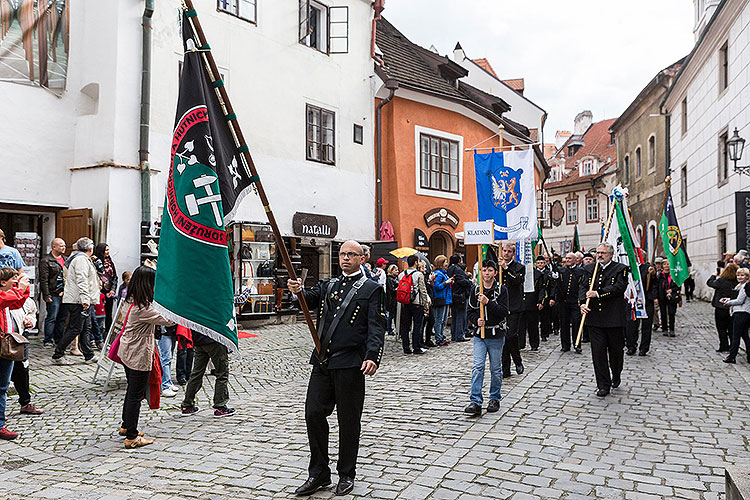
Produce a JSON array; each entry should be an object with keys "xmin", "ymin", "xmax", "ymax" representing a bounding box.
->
[
  {"xmin": 663, "ymin": 0, "xmax": 750, "ymax": 299},
  {"xmin": 1, "ymin": 0, "xmax": 377, "ymax": 279}
]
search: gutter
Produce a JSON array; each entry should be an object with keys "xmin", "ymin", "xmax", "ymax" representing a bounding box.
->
[{"xmin": 139, "ymin": 0, "xmax": 155, "ymax": 222}]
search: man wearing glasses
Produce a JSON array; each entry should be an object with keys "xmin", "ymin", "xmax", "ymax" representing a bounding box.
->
[
  {"xmin": 579, "ymin": 243, "xmax": 628, "ymax": 398},
  {"xmin": 288, "ymin": 240, "xmax": 385, "ymax": 497}
]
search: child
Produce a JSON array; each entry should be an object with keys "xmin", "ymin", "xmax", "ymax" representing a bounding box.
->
[
  {"xmin": 93, "ymin": 292, "xmax": 106, "ymax": 348},
  {"xmin": 118, "ymin": 271, "xmax": 132, "ymax": 301}
]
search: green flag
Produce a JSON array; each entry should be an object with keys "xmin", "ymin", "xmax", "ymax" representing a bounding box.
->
[
  {"xmin": 153, "ymin": 13, "xmax": 256, "ymax": 352},
  {"xmin": 572, "ymin": 224, "xmax": 581, "ymax": 252},
  {"xmin": 658, "ymin": 186, "xmax": 690, "ymax": 286}
]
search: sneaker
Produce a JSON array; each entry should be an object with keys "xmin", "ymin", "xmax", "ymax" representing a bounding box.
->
[
  {"xmin": 214, "ymin": 407, "xmax": 236, "ymax": 417},
  {"xmin": 181, "ymin": 405, "xmax": 199, "ymax": 416},
  {"xmin": 486, "ymin": 399, "xmax": 500, "ymax": 413},
  {"xmin": 413, "ymin": 348, "xmax": 427, "ymax": 355},
  {"xmin": 0, "ymin": 427, "xmax": 18, "ymax": 440},
  {"xmin": 162, "ymin": 387, "xmax": 178, "ymax": 398},
  {"xmin": 83, "ymin": 355, "xmax": 98, "ymax": 364},
  {"xmin": 19, "ymin": 404, "xmax": 44, "ymax": 415},
  {"xmin": 52, "ymin": 356, "xmax": 71, "ymax": 365},
  {"xmin": 42, "ymin": 342, "xmax": 53, "ymax": 348}
]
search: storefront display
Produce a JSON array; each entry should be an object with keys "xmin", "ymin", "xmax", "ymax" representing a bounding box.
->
[{"xmin": 229, "ymin": 221, "xmax": 277, "ymax": 318}]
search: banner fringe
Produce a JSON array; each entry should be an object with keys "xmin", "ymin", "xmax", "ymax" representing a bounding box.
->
[
  {"xmin": 153, "ymin": 301, "xmax": 239, "ymax": 354},
  {"xmin": 223, "ymin": 182, "xmax": 256, "ymax": 226}
]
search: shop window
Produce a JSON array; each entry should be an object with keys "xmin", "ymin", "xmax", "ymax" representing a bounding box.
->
[{"xmin": 306, "ymin": 104, "xmax": 335, "ymax": 165}]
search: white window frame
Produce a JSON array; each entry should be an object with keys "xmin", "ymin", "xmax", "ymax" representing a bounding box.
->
[
  {"xmin": 566, "ymin": 199, "xmax": 578, "ymax": 225},
  {"xmin": 582, "ymin": 159, "xmax": 594, "ymax": 176},
  {"xmin": 585, "ymin": 196, "xmax": 599, "ymax": 223},
  {"xmin": 414, "ymin": 125, "xmax": 463, "ymax": 201}
]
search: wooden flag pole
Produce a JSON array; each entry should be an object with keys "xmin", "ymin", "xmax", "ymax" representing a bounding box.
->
[
  {"xmin": 574, "ymin": 198, "xmax": 618, "ymax": 348},
  {"xmin": 478, "ymin": 256, "xmax": 485, "ymax": 339},
  {"xmin": 181, "ymin": 0, "xmax": 321, "ymax": 353}
]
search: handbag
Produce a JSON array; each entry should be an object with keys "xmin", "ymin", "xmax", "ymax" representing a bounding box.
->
[
  {"xmin": 257, "ymin": 261, "xmax": 274, "ymax": 277},
  {"xmin": 241, "ymin": 227, "xmax": 255, "ymax": 241},
  {"xmin": 258, "ymin": 282, "xmax": 274, "ymax": 295},
  {"xmin": 255, "ymin": 227, "xmax": 274, "ymax": 242},
  {"xmin": 107, "ymin": 303, "xmax": 135, "ymax": 365},
  {"xmin": 0, "ymin": 331, "xmax": 29, "ymax": 361}
]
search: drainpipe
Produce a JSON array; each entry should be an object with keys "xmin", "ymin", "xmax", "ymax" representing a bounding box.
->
[
  {"xmin": 376, "ymin": 78, "xmax": 399, "ymax": 238},
  {"xmin": 139, "ymin": 0, "xmax": 154, "ymax": 222}
]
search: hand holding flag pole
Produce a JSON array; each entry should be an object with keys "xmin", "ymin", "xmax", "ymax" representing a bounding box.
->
[
  {"xmin": 180, "ymin": 0, "xmax": 321, "ymax": 353},
  {"xmin": 575, "ymin": 197, "xmax": 618, "ymax": 348}
]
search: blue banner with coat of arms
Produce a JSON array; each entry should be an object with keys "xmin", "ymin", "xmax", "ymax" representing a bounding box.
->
[{"xmin": 474, "ymin": 148, "xmax": 537, "ymax": 241}]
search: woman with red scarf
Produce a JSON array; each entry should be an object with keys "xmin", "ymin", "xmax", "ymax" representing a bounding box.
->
[{"xmin": 660, "ymin": 262, "xmax": 681, "ymax": 337}]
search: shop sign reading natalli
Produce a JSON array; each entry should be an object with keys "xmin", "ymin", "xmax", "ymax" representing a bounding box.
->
[{"xmin": 292, "ymin": 212, "xmax": 338, "ymax": 238}]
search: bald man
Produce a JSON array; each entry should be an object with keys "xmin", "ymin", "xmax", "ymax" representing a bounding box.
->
[
  {"xmin": 39, "ymin": 237, "xmax": 67, "ymax": 346},
  {"xmin": 288, "ymin": 240, "xmax": 385, "ymax": 496}
]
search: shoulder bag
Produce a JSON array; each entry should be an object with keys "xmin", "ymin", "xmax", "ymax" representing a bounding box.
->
[
  {"xmin": 107, "ymin": 303, "xmax": 135, "ymax": 365},
  {"xmin": 0, "ymin": 330, "xmax": 29, "ymax": 361}
]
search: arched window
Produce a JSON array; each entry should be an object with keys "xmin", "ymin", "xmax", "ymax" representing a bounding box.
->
[{"xmin": 624, "ymin": 155, "xmax": 630, "ymax": 184}]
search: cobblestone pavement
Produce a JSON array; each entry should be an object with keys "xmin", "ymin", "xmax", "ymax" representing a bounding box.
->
[{"xmin": 1, "ymin": 300, "xmax": 749, "ymax": 499}]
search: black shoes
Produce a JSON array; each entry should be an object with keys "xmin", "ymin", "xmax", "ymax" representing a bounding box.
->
[
  {"xmin": 596, "ymin": 388, "xmax": 609, "ymax": 397},
  {"xmin": 638, "ymin": 351, "xmax": 647, "ymax": 356},
  {"xmin": 668, "ymin": 330, "xmax": 676, "ymax": 337},
  {"xmin": 486, "ymin": 399, "xmax": 500, "ymax": 413},
  {"xmin": 424, "ymin": 341, "xmax": 437, "ymax": 348},
  {"xmin": 561, "ymin": 347, "xmax": 570, "ymax": 352},
  {"xmin": 464, "ymin": 402, "xmax": 481, "ymax": 416},
  {"xmin": 503, "ymin": 370, "xmax": 513, "ymax": 379},
  {"xmin": 574, "ymin": 346, "xmax": 582, "ymax": 354},
  {"xmin": 403, "ymin": 349, "xmax": 412, "ymax": 354},
  {"xmin": 516, "ymin": 364, "xmax": 524, "ymax": 375},
  {"xmin": 413, "ymin": 348, "xmax": 426, "ymax": 355},
  {"xmin": 530, "ymin": 347, "xmax": 539, "ymax": 352},
  {"xmin": 716, "ymin": 347, "xmax": 730, "ymax": 353},
  {"xmin": 612, "ymin": 378, "xmax": 621, "ymax": 389},
  {"xmin": 295, "ymin": 476, "xmax": 332, "ymax": 496},
  {"xmin": 335, "ymin": 476, "xmax": 354, "ymax": 496},
  {"xmin": 723, "ymin": 357, "xmax": 736, "ymax": 364},
  {"xmin": 626, "ymin": 348, "xmax": 636, "ymax": 356}
]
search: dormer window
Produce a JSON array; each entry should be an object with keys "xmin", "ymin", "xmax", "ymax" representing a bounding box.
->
[
  {"xmin": 549, "ymin": 168, "xmax": 559, "ymax": 182},
  {"xmin": 582, "ymin": 160, "xmax": 594, "ymax": 176}
]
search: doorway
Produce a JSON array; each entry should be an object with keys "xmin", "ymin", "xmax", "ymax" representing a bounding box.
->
[{"xmin": 428, "ymin": 230, "xmax": 454, "ymax": 265}]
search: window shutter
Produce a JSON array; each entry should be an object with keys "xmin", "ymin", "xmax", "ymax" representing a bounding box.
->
[
  {"xmin": 328, "ymin": 6, "xmax": 349, "ymax": 53},
  {"xmin": 299, "ymin": 0, "xmax": 311, "ymax": 43}
]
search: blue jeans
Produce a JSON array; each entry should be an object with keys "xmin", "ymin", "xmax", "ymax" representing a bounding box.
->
[
  {"xmin": 451, "ymin": 303, "xmax": 467, "ymax": 341},
  {"xmin": 43, "ymin": 295, "xmax": 62, "ymax": 344},
  {"xmin": 433, "ymin": 305, "xmax": 449, "ymax": 344},
  {"xmin": 470, "ymin": 336, "xmax": 505, "ymax": 405},
  {"xmin": 0, "ymin": 358, "xmax": 14, "ymax": 429},
  {"xmin": 386, "ymin": 311, "xmax": 395, "ymax": 333},
  {"xmin": 158, "ymin": 335, "xmax": 175, "ymax": 391}
]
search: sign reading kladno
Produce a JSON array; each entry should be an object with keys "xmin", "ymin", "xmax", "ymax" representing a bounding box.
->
[
  {"xmin": 424, "ymin": 208, "xmax": 459, "ymax": 228},
  {"xmin": 293, "ymin": 212, "xmax": 339, "ymax": 238}
]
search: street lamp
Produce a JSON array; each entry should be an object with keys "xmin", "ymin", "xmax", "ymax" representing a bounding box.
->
[{"xmin": 727, "ymin": 127, "xmax": 749, "ymax": 175}]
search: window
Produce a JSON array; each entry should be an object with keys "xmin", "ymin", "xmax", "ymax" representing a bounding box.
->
[
  {"xmin": 353, "ymin": 124, "xmax": 363, "ymax": 145},
  {"xmin": 636, "ymin": 226, "xmax": 643, "ymax": 249},
  {"xmin": 306, "ymin": 104, "xmax": 335, "ymax": 165},
  {"xmin": 648, "ymin": 135, "xmax": 656, "ymax": 173},
  {"xmin": 718, "ymin": 226, "xmax": 727, "ymax": 258},
  {"xmin": 586, "ymin": 197, "xmax": 599, "ymax": 223},
  {"xmin": 635, "ymin": 147, "xmax": 642, "ymax": 178},
  {"xmin": 549, "ymin": 168, "xmax": 559, "ymax": 182},
  {"xmin": 299, "ymin": 0, "xmax": 349, "ymax": 54},
  {"xmin": 217, "ymin": 0, "xmax": 257, "ymax": 23},
  {"xmin": 566, "ymin": 199, "xmax": 578, "ymax": 224},
  {"xmin": 681, "ymin": 98, "xmax": 688, "ymax": 136},
  {"xmin": 582, "ymin": 160, "xmax": 594, "ymax": 176},
  {"xmin": 624, "ymin": 155, "xmax": 630, "ymax": 184},
  {"xmin": 419, "ymin": 133, "xmax": 459, "ymax": 194},
  {"xmin": 719, "ymin": 41, "xmax": 729, "ymax": 92},
  {"xmin": 718, "ymin": 128, "xmax": 729, "ymax": 184},
  {"xmin": 680, "ymin": 163, "xmax": 688, "ymax": 206}
]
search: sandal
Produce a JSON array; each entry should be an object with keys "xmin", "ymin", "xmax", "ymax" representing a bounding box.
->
[
  {"xmin": 119, "ymin": 428, "xmax": 144, "ymax": 437},
  {"xmin": 123, "ymin": 436, "xmax": 154, "ymax": 448}
]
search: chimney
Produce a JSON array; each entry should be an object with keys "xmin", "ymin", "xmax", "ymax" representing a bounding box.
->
[
  {"xmin": 555, "ymin": 131, "xmax": 572, "ymax": 150},
  {"xmin": 453, "ymin": 42, "xmax": 465, "ymax": 63},
  {"xmin": 573, "ymin": 110, "xmax": 593, "ymax": 136}
]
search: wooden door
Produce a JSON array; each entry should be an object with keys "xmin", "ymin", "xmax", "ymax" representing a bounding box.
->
[{"xmin": 56, "ymin": 208, "xmax": 93, "ymax": 255}]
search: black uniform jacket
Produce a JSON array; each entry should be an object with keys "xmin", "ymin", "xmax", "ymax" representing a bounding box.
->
[
  {"xmin": 641, "ymin": 265, "xmax": 659, "ymax": 302},
  {"xmin": 578, "ymin": 261, "xmax": 628, "ymax": 328},
  {"xmin": 300, "ymin": 271, "xmax": 386, "ymax": 370},
  {"xmin": 467, "ymin": 281, "xmax": 509, "ymax": 338},
  {"xmin": 659, "ymin": 272, "xmax": 681, "ymax": 303},
  {"xmin": 558, "ymin": 266, "xmax": 583, "ymax": 305},
  {"xmin": 522, "ymin": 268, "xmax": 546, "ymax": 311},
  {"xmin": 501, "ymin": 261, "xmax": 525, "ymax": 313}
]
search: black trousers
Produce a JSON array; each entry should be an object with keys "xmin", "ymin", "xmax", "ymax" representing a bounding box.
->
[
  {"xmin": 503, "ymin": 312, "xmax": 523, "ymax": 373},
  {"xmin": 589, "ymin": 326, "xmax": 625, "ymax": 391},
  {"xmin": 519, "ymin": 310, "xmax": 540, "ymax": 349},
  {"xmin": 399, "ymin": 304, "xmax": 424, "ymax": 351},
  {"xmin": 104, "ymin": 296, "xmax": 115, "ymax": 332},
  {"xmin": 715, "ymin": 308, "xmax": 733, "ymax": 351},
  {"xmin": 176, "ymin": 346, "xmax": 194, "ymax": 382},
  {"xmin": 53, "ymin": 304, "xmax": 94, "ymax": 359},
  {"xmin": 664, "ymin": 301, "xmax": 677, "ymax": 332},
  {"xmin": 11, "ymin": 358, "xmax": 30, "ymax": 407},
  {"xmin": 305, "ymin": 365, "xmax": 365, "ymax": 480},
  {"xmin": 540, "ymin": 305, "xmax": 552, "ymax": 340},
  {"xmin": 122, "ymin": 366, "xmax": 150, "ymax": 440},
  {"xmin": 625, "ymin": 302, "xmax": 653, "ymax": 354},
  {"xmin": 559, "ymin": 302, "xmax": 580, "ymax": 351},
  {"xmin": 659, "ymin": 301, "xmax": 668, "ymax": 331},
  {"xmin": 728, "ymin": 311, "xmax": 750, "ymax": 361}
]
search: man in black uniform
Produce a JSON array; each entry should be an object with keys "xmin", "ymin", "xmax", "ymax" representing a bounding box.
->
[
  {"xmin": 558, "ymin": 252, "xmax": 583, "ymax": 354},
  {"xmin": 538, "ymin": 256, "xmax": 558, "ymax": 342},
  {"xmin": 579, "ymin": 243, "xmax": 628, "ymax": 397},
  {"xmin": 288, "ymin": 240, "xmax": 385, "ymax": 496},
  {"xmin": 500, "ymin": 243, "xmax": 525, "ymax": 376},
  {"xmin": 626, "ymin": 264, "xmax": 656, "ymax": 356},
  {"xmin": 520, "ymin": 257, "xmax": 546, "ymax": 351}
]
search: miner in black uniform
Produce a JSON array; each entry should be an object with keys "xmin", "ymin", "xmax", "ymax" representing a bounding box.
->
[
  {"xmin": 538, "ymin": 255, "xmax": 558, "ymax": 342},
  {"xmin": 558, "ymin": 252, "xmax": 583, "ymax": 354},
  {"xmin": 579, "ymin": 242, "xmax": 628, "ymax": 397},
  {"xmin": 520, "ymin": 257, "xmax": 546, "ymax": 351},
  {"xmin": 500, "ymin": 243, "xmax": 525, "ymax": 376},
  {"xmin": 288, "ymin": 240, "xmax": 385, "ymax": 497},
  {"xmin": 626, "ymin": 263, "xmax": 657, "ymax": 356}
]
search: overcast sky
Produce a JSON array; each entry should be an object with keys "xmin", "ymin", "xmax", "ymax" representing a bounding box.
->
[{"xmin": 382, "ymin": 0, "xmax": 696, "ymax": 142}]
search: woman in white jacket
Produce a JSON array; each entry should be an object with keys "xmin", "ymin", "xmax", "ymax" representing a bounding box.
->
[{"xmin": 720, "ymin": 268, "xmax": 750, "ymax": 364}]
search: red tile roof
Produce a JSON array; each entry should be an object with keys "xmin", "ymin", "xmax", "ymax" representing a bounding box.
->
[
  {"xmin": 473, "ymin": 58, "xmax": 498, "ymax": 77},
  {"xmin": 545, "ymin": 118, "xmax": 617, "ymax": 188},
  {"xmin": 502, "ymin": 78, "xmax": 525, "ymax": 95}
]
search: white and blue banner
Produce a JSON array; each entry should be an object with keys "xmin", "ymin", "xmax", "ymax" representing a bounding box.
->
[{"xmin": 474, "ymin": 148, "xmax": 537, "ymax": 241}]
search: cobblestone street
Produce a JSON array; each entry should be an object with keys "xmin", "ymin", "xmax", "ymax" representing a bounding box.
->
[{"xmin": 1, "ymin": 300, "xmax": 749, "ymax": 499}]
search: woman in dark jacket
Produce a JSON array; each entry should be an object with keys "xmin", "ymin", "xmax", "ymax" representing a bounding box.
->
[
  {"xmin": 94, "ymin": 243, "xmax": 118, "ymax": 331},
  {"xmin": 385, "ymin": 264, "xmax": 399, "ymax": 335},
  {"xmin": 707, "ymin": 263, "xmax": 738, "ymax": 352}
]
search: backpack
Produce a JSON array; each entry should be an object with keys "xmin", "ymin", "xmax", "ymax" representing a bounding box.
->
[{"xmin": 396, "ymin": 270, "xmax": 417, "ymax": 304}]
